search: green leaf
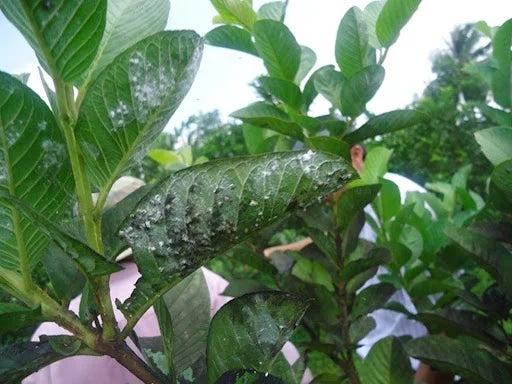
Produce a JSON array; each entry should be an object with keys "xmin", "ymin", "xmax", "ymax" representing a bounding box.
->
[
  {"xmin": 376, "ymin": 0, "xmax": 422, "ymax": 47},
  {"xmin": 231, "ymin": 102, "xmax": 304, "ymax": 139},
  {"xmin": 340, "ymin": 247, "xmax": 391, "ymax": 282},
  {"xmin": 37, "ymin": 67, "xmax": 58, "ymax": 114},
  {"xmin": 335, "ymin": 6, "xmax": 372, "ymax": 78},
  {"xmin": 295, "ymin": 46, "xmax": 317, "ymax": 84},
  {"xmin": 0, "ymin": 193, "xmax": 121, "ymax": 279},
  {"xmin": 351, "ymin": 283, "xmax": 395, "ymax": 319},
  {"xmin": 350, "ymin": 315, "xmax": 376, "ymax": 344},
  {"xmin": 215, "ymin": 370, "xmax": 285, "ymax": 384},
  {"xmin": 475, "ymin": 127, "xmax": 512, "ymax": 166},
  {"xmin": 306, "ymin": 136, "xmax": 350, "ymax": 160},
  {"xmin": 303, "ymin": 66, "xmax": 333, "ymax": 111},
  {"xmin": 162, "ymin": 269, "xmax": 211, "ymax": 376},
  {"xmin": 337, "ymin": 184, "xmax": 381, "ymax": 231},
  {"xmin": 0, "ymin": 0, "xmax": 107, "ymax": 81},
  {"xmin": 258, "ymin": 77, "xmax": 304, "ymax": 111},
  {"xmin": 365, "ymin": 1, "xmax": 385, "ymax": 48},
  {"xmin": 492, "ymin": 65, "xmax": 512, "ymax": 108},
  {"xmin": 75, "ymin": 31, "xmax": 203, "ymax": 191},
  {"xmin": 343, "ymin": 109, "xmax": 429, "ymax": 144},
  {"xmin": 206, "ymin": 292, "xmax": 309, "ymax": 383},
  {"xmin": 339, "ymin": 65, "xmax": 385, "ymax": 117},
  {"xmin": 445, "ymin": 227, "xmax": 512, "ymax": 299},
  {"xmin": 354, "ymin": 147, "xmax": 392, "ymax": 185},
  {"xmin": 405, "ymin": 336, "xmax": 512, "ymax": 384},
  {"xmin": 493, "ymin": 18, "xmax": 512, "ymax": 67},
  {"xmin": 148, "ymin": 149, "xmax": 182, "ymax": 167},
  {"xmin": 223, "ymin": 279, "xmax": 270, "ymax": 297},
  {"xmin": 490, "ymin": 159, "xmax": 512, "ymax": 213},
  {"xmin": 0, "ymin": 303, "xmax": 41, "ymax": 335},
  {"xmin": 257, "ymin": 1, "xmax": 286, "ymax": 21},
  {"xmin": 205, "ymin": 25, "xmax": 259, "ymax": 56},
  {"xmin": 154, "ymin": 297, "xmax": 175, "ymax": 379},
  {"xmin": 360, "ymin": 337, "xmax": 413, "ymax": 384},
  {"xmin": 0, "ymin": 72, "xmax": 74, "ymax": 271},
  {"xmin": 42, "ymin": 243, "xmax": 86, "ymax": 303},
  {"xmin": 229, "ymin": 246, "xmax": 277, "ymax": 276},
  {"xmin": 253, "ymin": 19, "xmax": 301, "ymax": 81},
  {"xmin": 292, "ymin": 258, "xmax": 335, "ymax": 292},
  {"xmin": 416, "ymin": 309, "xmax": 507, "ymax": 347},
  {"xmin": 0, "ymin": 338, "xmax": 90, "ymax": 384},
  {"xmin": 211, "ymin": 0, "xmax": 258, "ymax": 30},
  {"xmin": 78, "ymin": 0, "xmax": 170, "ymax": 90},
  {"xmin": 242, "ymin": 124, "xmax": 266, "ymax": 154},
  {"xmin": 118, "ymin": 150, "xmax": 355, "ymax": 321},
  {"xmin": 375, "ymin": 178, "xmax": 401, "ymax": 223},
  {"xmin": 313, "ymin": 66, "xmax": 344, "ymax": 110}
]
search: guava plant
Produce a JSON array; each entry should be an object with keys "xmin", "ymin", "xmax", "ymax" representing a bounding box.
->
[{"xmin": 0, "ymin": 1, "xmax": 359, "ymax": 383}]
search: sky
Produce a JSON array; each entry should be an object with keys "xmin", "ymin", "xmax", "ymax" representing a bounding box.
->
[{"xmin": 0, "ymin": 0, "xmax": 511, "ymax": 132}]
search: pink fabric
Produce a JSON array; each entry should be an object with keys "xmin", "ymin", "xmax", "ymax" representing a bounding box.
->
[{"xmin": 24, "ymin": 263, "xmax": 311, "ymax": 383}]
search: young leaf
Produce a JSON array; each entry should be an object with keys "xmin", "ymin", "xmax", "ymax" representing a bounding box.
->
[
  {"xmin": 365, "ymin": 1, "xmax": 385, "ymax": 49},
  {"xmin": 161, "ymin": 270, "xmax": 211, "ymax": 376},
  {"xmin": 78, "ymin": 0, "xmax": 170, "ymax": 90},
  {"xmin": 313, "ymin": 66, "xmax": 345, "ymax": 110},
  {"xmin": 75, "ymin": 31, "xmax": 203, "ymax": 194},
  {"xmin": 206, "ymin": 292, "xmax": 309, "ymax": 383},
  {"xmin": 339, "ymin": 65, "xmax": 385, "ymax": 117},
  {"xmin": 343, "ymin": 109, "xmax": 429, "ymax": 144},
  {"xmin": 117, "ymin": 150, "xmax": 355, "ymax": 322},
  {"xmin": 211, "ymin": 0, "xmax": 258, "ymax": 30},
  {"xmin": 375, "ymin": 178, "xmax": 401, "ymax": 223},
  {"xmin": 253, "ymin": 20, "xmax": 301, "ymax": 81},
  {"xmin": 295, "ymin": 46, "xmax": 317, "ymax": 85},
  {"xmin": 351, "ymin": 283, "xmax": 395, "ymax": 319},
  {"xmin": 335, "ymin": 7, "xmax": 372, "ymax": 78},
  {"xmin": 405, "ymin": 336, "xmax": 512, "ymax": 384},
  {"xmin": 337, "ymin": 184, "xmax": 382, "ymax": 231},
  {"xmin": 0, "ymin": 72, "xmax": 74, "ymax": 271},
  {"xmin": 360, "ymin": 337, "xmax": 413, "ymax": 384},
  {"xmin": 258, "ymin": 76, "xmax": 304, "ymax": 111},
  {"xmin": 231, "ymin": 102, "xmax": 304, "ymax": 139},
  {"xmin": 205, "ymin": 25, "xmax": 259, "ymax": 56},
  {"xmin": 0, "ymin": 0, "xmax": 107, "ymax": 81},
  {"xmin": 257, "ymin": 1, "xmax": 286, "ymax": 21},
  {"xmin": 376, "ymin": 0, "xmax": 422, "ymax": 47},
  {"xmin": 474, "ymin": 127, "xmax": 512, "ymax": 166}
]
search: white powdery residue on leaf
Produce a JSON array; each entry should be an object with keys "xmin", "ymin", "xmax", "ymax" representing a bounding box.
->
[
  {"xmin": 40, "ymin": 140, "xmax": 65, "ymax": 170},
  {"xmin": 249, "ymin": 200, "xmax": 258, "ymax": 206},
  {"xmin": 83, "ymin": 142, "xmax": 100, "ymax": 159},
  {"xmin": 108, "ymin": 100, "xmax": 132, "ymax": 130},
  {"xmin": 5, "ymin": 121, "xmax": 22, "ymax": 146},
  {"xmin": 37, "ymin": 121, "xmax": 47, "ymax": 131},
  {"xmin": 129, "ymin": 51, "xmax": 177, "ymax": 123}
]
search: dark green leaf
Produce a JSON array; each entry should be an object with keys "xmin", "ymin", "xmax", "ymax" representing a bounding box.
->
[
  {"xmin": 154, "ymin": 297, "xmax": 175, "ymax": 379},
  {"xmin": 405, "ymin": 336, "xmax": 512, "ymax": 384},
  {"xmin": 445, "ymin": 226, "xmax": 512, "ymax": 299},
  {"xmin": 490, "ymin": 159, "xmax": 512, "ymax": 213},
  {"xmin": 292, "ymin": 258, "xmax": 335, "ymax": 292},
  {"xmin": 341, "ymin": 247, "xmax": 391, "ymax": 282},
  {"xmin": 339, "ymin": 65, "xmax": 385, "ymax": 117},
  {"xmin": 231, "ymin": 102, "xmax": 304, "ymax": 139},
  {"xmin": 253, "ymin": 20, "xmax": 301, "ymax": 81},
  {"xmin": 351, "ymin": 283, "xmax": 395, "ymax": 319},
  {"xmin": 493, "ymin": 18, "xmax": 512, "ymax": 67},
  {"xmin": 206, "ymin": 292, "xmax": 308, "ymax": 383},
  {"xmin": 335, "ymin": 6, "xmax": 372, "ymax": 78},
  {"xmin": 42, "ymin": 243, "xmax": 85, "ymax": 303},
  {"xmin": 0, "ymin": 72, "xmax": 74, "ymax": 271},
  {"xmin": 0, "ymin": 303, "xmax": 41, "ymax": 335},
  {"xmin": 205, "ymin": 25, "xmax": 259, "ymax": 56},
  {"xmin": 229, "ymin": 245, "xmax": 277, "ymax": 276},
  {"xmin": 162, "ymin": 269, "xmax": 211, "ymax": 376},
  {"xmin": 492, "ymin": 64, "xmax": 511, "ymax": 108},
  {"xmin": 303, "ymin": 66, "xmax": 334, "ymax": 111},
  {"xmin": 0, "ymin": 0, "xmax": 107, "ymax": 81},
  {"xmin": 337, "ymin": 184, "xmax": 381, "ymax": 231},
  {"xmin": 375, "ymin": 178, "xmax": 401, "ymax": 223},
  {"xmin": 76, "ymin": 31, "xmax": 203, "ymax": 192},
  {"xmin": 78, "ymin": 0, "xmax": 170, "ymax": 89},
  {"xmin": 376, "ymin": 0, "xmax": 422, "ymax": 47},
  {"xmin": 350, "ymin": 315, "xmax": 376, "ymax": 344},
  {"xmin": 360, "ymin": 337, "xmax": 413, "ymax": 384},
  {"xmin": 343, "ymin": 109, "xmax": 429, "ymax": 144},
  {"xmin": 306, "ymin": 136, "xmax": 350, "ymax": 160},
  {"xmin": 223, "ymin": 279, "xmax": 270, "ymax": 297},
  {"xmin": 215, "ymin": 369, "xmax": 285, "ymax": 384},
  {"xmin": 313, "ymin": 66, "xmax": 344, "ymax": 110},
  {"xmin": 258, "ymin": 77, "xmax": 304, "ymax": 111},
  {"xmin": 118, "ymin": 151, "xmax": 355, "ymax": 320},
  {"xmin": 347, "ymin": 267, "xmax": 378, "ymax": 294}
]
